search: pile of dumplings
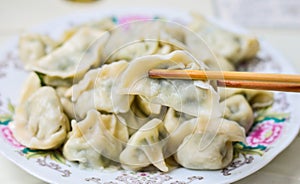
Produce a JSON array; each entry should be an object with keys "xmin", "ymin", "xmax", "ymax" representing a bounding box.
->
[{"xmin": 10, "ymin": 14, "xmax": 274, "ymax": 172}]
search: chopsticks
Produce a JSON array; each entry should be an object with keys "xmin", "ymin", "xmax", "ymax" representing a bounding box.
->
[{"xmin": 148, "ymin": 69, "xmax": 300, "ymax": 92}]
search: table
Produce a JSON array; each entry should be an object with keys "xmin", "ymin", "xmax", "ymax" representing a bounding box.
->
[{"xmin": 0, "ymin": 0, "xmax": 300, "ymax": 183}]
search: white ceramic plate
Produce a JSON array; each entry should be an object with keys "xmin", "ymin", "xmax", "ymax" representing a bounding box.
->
[{"xmin": 0, "ymin": 9, "xmax": 299, "ymax": 184}]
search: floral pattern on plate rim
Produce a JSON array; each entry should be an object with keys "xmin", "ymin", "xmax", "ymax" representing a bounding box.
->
[{"xmin": 0, "ymin": 14, "xmax": 293, "ymax": 183}]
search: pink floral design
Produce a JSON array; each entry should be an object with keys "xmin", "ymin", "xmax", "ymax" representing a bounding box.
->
[
  {"xmin": 1, "ymin": 126, "xmax": 25, "ymax": 149},
  {"xmin": 117, "ymin": 15, "xmax": 153, "ymax": 25},
  {"xmin": 247, "ymin": 120, "xmax": 283, "ymax": 147}
]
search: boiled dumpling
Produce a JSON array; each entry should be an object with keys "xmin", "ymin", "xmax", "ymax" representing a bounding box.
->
[
  {"xmin": 26, "ymin": 27, "xmax": 110, "ymax": 86},
  {"xmin": 206, "ymin": 55, "xmax": 235, "ymax": 71},
  {"xmin": 106, "ymin": 40, "xmax": 159, "ymax": 62},
  {"xmin": 221, "ymin": 94, "xmax": 254, "ymax": 132},
  {"xmin": 219, "ymin": 88, "xmax": 274, "ymax": 108},
  {"xmin": 19, "ymin": 34, "xmax": 59, "ymax": 65},
  {"xmin": 165, "ymin": 115, "xmax": 245, "ymax": 157},
  {"xmin": 62, "ymin": 17, "xmax": 116, "ymax": 42},
  {"xmin": 174, "ymin": 119, "xmax": 245, "ymax": 170},
  {"xmin": 17, "ymin": 72, "xmax": 41, "ymax": 103},
  {"xmin": 11, "ymin": 77, "xmax": 70, "ymax": 149},
  {"xmin": 117, "ymin": 50, "xmax": 221, "ymax": 118},
  {"xmin": 165, "ymin": 116, "xmax": 211, "ymax": 157},
  {"xmin": 56, "ymin": 87, "xmax": 76, "ymax": 120},
  {"xmin": 131, "ymin": 95, "xmax": 162, "ymax": 116},
  {"xmin": 103, "ymin": 20, "xmax": 186, "ymax": 63},
  {"xmin": 175, "ymin": 133, "xmax": 235, "ymax": 170},
  {"xmin": 63, "ymin": 110, "xmax": 128, "ymax": 169},
  {"xmin": 117, "ymin": 95, "xmax": 165, "ymax": 135},
  {"xmin": 188, "ymin": 13, "xmax": 259, "ymax": 64},
  {"xmin": 184, "ymin": 26, "xmax": 235, "ymax": 71},
  {"xmin": 105, "ymin": 40, "xmax": 178, "ymax": 63},
  {"xmin": 71, "ymin": 60, "xmax": 132, "ymax": 119},
  {"xmin": 163, "ymin": 108, "xmax": 194, "ymax": 134},
  {"xmin": 120, "ymin": 118, "xmax": 169, "ymax": 172}
]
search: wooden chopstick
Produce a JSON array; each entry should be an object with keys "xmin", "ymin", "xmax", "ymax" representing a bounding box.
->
[
  {"xmin": 149, "ymin": 69, "xmax": 300, "ymax": 83},
  {"xmin": 148, "ymin": 69, "xmax": 300, "ymax": 92},
  {"xmin": 217, "ymin": 80, "xmax": 300, "ymax": 92}
]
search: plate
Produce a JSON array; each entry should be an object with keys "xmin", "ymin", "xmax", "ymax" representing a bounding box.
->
[{"xmin": 0, "ymin": 8, "xmax": 299, "ymax": 184}]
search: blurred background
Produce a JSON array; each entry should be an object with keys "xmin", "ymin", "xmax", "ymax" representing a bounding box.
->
[
  {"xmin": 0, "ymin": 0, "xmax": 299, "ymax": 72},
  {"xmin": 0, "ymin": 0, "xmax": 299, "ymax": 183}
]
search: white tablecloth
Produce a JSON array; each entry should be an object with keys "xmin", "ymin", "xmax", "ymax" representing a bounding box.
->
[{"xmin": 0, "ymin": 0, "xmax": 300, "ymax": 183}]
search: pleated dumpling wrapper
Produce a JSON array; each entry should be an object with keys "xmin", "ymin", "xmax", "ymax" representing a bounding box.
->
[
  {"xmin": 24, "ymin": 27, "xmax": 109, "ymax": 86},
  {"xmin": 119, "ymin": 118, "xmax": 169, "ymax": 172},
  {"xmin": 188, "ymin": 13, "xmax": 260, "ymax": 64},
  {"xmin": 219, "ymin": 88, "xmax": 274, "ymax": 109},
  {"xmin": 10, "ymin": 72, "xmax": 70, "ymax": 149},
  {"xmin": 221, "ymin": 94, "xmax": 254, "ymax": 132},
  {"xmin": 70, "ymin": 60, "xmax": 131, "ymax": 119},
  {"xmin": 63, "ymin": 110, "xmax": 128, "ymax": 169},
  {"xmin": 172, "ymin": 117, "xmax": 245, "ymax": 170},
  {"xmin": 117, "ymin": 50, "xmax": 221, "ymax": 118}
]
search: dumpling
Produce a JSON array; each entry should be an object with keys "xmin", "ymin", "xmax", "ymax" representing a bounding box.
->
[
  {"xmin": 119, "ymin": 118, "xmax": 169, "ymax": 172},
  {"xmin": 209, "ymin": 55, "xmax": 235, "ymax": 71},
  {"xmin": 17, "ymin": 72, "xmax": 42, "ymax": 103},
  {"xmin": 71, "ymin": 60, "xmax": 132, "ymax": 119},
  {"xmin": 103, "ymin": 20, "xmax": 186, "ymax": 63},
  {"xmin": 105, "ymin": 40, "xmax": 178, "ymax": 63},
  {"xmin": 10, "ymin": 75, "xmax": 70, "ymax": 150},
  {"xmin": 117, "ymin": 50, "xmax": 221, "ymax": 118},
  {"xmin": 183, "ymin": 25, "xmax": 234, "ymax": 71},
  {"xmin": 117, "ymin": 95, "xmax": 165, "ymax": 135},
  {"xmin": 219, "ymin": 88, "xmax": 274, "ymax": 108},
  {"xmin": 174, "ymin": 119, "xmax": 245, "ymax": 170},
  {"xmin": 105, "ymin": 40, "xmax": 160, "ymax": 62},
  {"xmin": 165, "ymin": 116, "xmax": 208, "ymax": 157},
  {"xmin": 163, "ymin": 108, "xmax": 194, "ymax": 134},
  {"xmin": 63, "ymin": 110, "xmax": 128, "ymax": 169},
  {"xmin": 221, "ymin": 94, "xmax": 254, "ymax": 132},
  {"xmin": 26, "ymin": 27, "xmax": 110, "ymax": 86},
  {"xmin": 131, "ymin": 95, "xmax": 162, "ymax": 116},
  {"xmin": 188, "ymin": 13, "xmax": 259, "ymax": 64},
  {"xmin": 62, "ymin": 17, "xmax": 116, "ymax": 42},
  {"xmin": 165, "ymin": 114, "xmax": 245, "ymax": 155},
  {"xmin": 175, "ymin": 133, "xmax": 236, "ymax": 170},
  {"xmin": 19, "ymin": 33, "xmax": 59, "ymax": 65},
  {"xmin": 56, "ymin": 87, "xmax": 76, "ymax": 120}
]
